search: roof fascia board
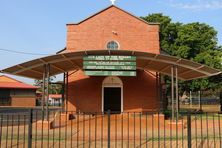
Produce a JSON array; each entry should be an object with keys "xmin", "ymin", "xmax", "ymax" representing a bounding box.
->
[{"xmin": 138, "ymin": 56, "xmax": 212, "ymax": 76}]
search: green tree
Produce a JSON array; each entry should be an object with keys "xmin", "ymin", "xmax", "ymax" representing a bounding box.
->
[
  {"xmin": 142, "ymin": 14, "xmax": 222, "ymax": 92},
  {"xmin": 34, "ymin": 76, "xmax": 63, "ymax": 94},
  {"xmin": 141, "ymin": 14, "xmax": 181, "ymax": 54}
]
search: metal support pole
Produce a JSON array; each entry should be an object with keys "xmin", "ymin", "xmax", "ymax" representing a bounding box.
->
[
  {"xmin": 159, "ymin": 74, "xmax": 163, "ymax": 111},
  {"xmin": 171, "ymin": 66, "xmax": 175, "ymax": 121},
  {"xmin": 41, "ymin": 65, "xmax": 46, "ymax": 120},
  {"xmin": 158, "ymin": 73, "xmax": 161, "ymax": 110},
  {"xmin": 62, "ymin": 73, "xmax": 65, "ymax": 112},
  {"xmin": 45, "ymin": 64, "xmax": 50, "ymax": 121},
  {"xmin": 175, "ymin": 66, "xmax": 179, "ymax": 121},
  {"xmin": 199, "ymin": 90, "xmax": 202, "ymax": 111},
  {"xmin": 198, "ymin": 91, "xmax": 200, "ymax": 109},
  {"xmin": 66, "ymin": 72, "xmax": 68, "ymax": 113},
  {"xmin": 156, "ymin": 72, "xmax": 159, "ymax": 110},
  {"xmin": 190, "ymin": 91, "xmax": 192, "ymax": 107},
  {"xmin": 220, "ymin": 92, "xmax": 222, "ymax": 112}
]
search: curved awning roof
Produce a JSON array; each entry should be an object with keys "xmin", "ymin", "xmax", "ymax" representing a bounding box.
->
[{"xmin": 1, "ymin": 50, "xmax": 221, "ymax": 80}]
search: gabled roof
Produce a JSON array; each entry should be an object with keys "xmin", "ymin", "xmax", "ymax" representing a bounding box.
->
[
  {"xmin": 0, "ymin": 75, "xmax": 38, "ymax": 89},
  {"xmin": 0, "ymin": 75, "xmax": 20, "ymax": 83},
  {"xmin": 67, "ymin": 5, "xmax": 159, "ymax": 26}
]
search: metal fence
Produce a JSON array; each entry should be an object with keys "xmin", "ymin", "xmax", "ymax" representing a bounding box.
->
[{"xmin": 0, "ymin": 110, "xmax": 222, "ymax": 148}]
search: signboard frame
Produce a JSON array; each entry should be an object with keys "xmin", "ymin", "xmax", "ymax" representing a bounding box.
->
[{"xmin": 83, "ymin": 55, "xmax": 137, "ymax": 77}]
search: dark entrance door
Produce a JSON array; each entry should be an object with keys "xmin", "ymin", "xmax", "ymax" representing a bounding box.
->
[{"xmin": 104, "ymin": 87, "xmax": 121, "ymax": 113}]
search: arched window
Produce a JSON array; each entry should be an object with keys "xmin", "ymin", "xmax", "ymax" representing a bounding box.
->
[{"xmin": 106, "ymin": 41, "xmax": 119, "ymax": 50}]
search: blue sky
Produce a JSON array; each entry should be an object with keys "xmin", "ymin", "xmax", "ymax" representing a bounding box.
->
[{"xmin": 0, "ymin": 0, "xmax": 222, "ymax": 84}]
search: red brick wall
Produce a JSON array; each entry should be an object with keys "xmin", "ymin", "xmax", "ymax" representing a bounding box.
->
[
  {"xmin": 67, "ymin": 70, "xmax": 104, "ymax": 112},
  {"xmin": 66, "ymin": 6, "xmax": 160, "ymax": 54},
  {"xmin": 67, "ymin": 70, "xmax": 158, "ymax": 112},
  {"xmin": 11, "ymin": 97, "xmax": 36, "ymax": 107},
  {"xmin": 66, "ymin": 6, "xmax": 160, "ymax": 112},
  {"xmin": 122, "ymin": 70, "xmax": 159, "ymax": 112}
]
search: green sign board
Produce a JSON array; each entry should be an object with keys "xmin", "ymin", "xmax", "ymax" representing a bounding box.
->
[
  {"xmin": 83, "ymin": 55, "xmax": 137, "ymax": 76},
  {"xmin": 85, "ymin": 71, "xmax": 136, "ymax": 76},
  {"xmin": 83, "ymin": 56, "xmax": 136, "ymax": 61},
  {"xmin": 83, "ymin": 65, "xmax": 136, "ymax": 70},
  {"xmin": 83, "ymin": 61, "xmax": 136, "ymax": 66}
]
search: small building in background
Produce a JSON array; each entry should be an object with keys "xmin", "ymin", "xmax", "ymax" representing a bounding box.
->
[
  {"xmin": 48, "ymin": 94, "xmax": 62, "ymax": 106},
  {"xmin": 0, "ymin": 75, "xmax": 38, "ymax": 107}
]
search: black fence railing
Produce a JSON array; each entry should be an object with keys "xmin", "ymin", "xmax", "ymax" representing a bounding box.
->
[{"xmin": 0, "ymin": 110, "xmax": 222, "ymax": 147}]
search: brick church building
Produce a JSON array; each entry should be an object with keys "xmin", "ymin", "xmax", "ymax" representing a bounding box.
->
[
  {"xmin": 64, "ymin": 5, "xmax": 161, "ymax": 113},
  {"xmin": 2, "ymin": 5, "xmax": 219, "ymax": 114}
]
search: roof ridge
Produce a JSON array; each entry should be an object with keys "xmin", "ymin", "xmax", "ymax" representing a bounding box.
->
[{"xmin": 66, "ymin": 5, "xmax": 160, "ymax": 26}]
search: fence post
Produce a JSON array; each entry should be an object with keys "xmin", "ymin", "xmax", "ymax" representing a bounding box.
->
[
  {"xmin": 187, "ymin": 113, "xmax": 191, "ymax": 148},
  {"xmin": 107, "ymin": 110, "xmax": 111, "ymax": 148},
  {"xmin": 28, "ymin": 109, "xmax": 33, "ymax": 148}
]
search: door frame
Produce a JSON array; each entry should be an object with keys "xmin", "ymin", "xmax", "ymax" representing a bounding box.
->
[{"xmin": 102, "ymin": 77, "xmax": 123, "ymax": 113}]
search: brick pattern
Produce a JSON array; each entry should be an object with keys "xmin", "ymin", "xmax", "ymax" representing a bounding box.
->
[
  {"xmin": 66, "ymin": 6, "xmax": 160, "ymax": 54},
  {"xmin": 67, "ymin": 70, "xmax": 158, "ymax": 112},
  {"xmin": 67, "ymin": 70, "xmax": 104, "ymax": 112},
  {"xmin": 66, "ymin": 6, "xmax": 160, "ymax": 112}
]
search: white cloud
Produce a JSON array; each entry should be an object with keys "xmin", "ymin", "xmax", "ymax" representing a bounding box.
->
[{"xmin": 165, "ymin": 0, "xmax": 222, "ymax": 10}]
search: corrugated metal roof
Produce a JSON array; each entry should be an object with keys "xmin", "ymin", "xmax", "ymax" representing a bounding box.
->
[{"xmin": 1, "ymin": 50, "xmax": 221, "ymax": 81}]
